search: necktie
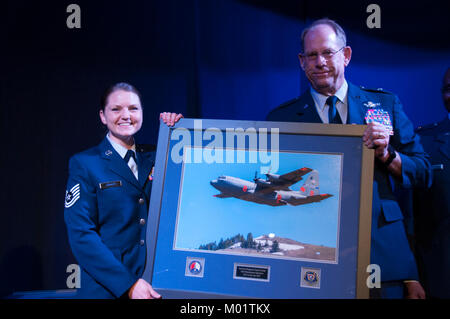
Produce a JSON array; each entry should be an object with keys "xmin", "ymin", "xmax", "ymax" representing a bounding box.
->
[
  {"xmin": 326, "ymin": 95, "xmax": 342, "ymax": 124},
  {"xmin": 124, "ymin": 150, "xmax": 136, "ymax": 164},
  {"xmin": 124, "ymin": 150, "xmax": 138, "ymax": 179}
]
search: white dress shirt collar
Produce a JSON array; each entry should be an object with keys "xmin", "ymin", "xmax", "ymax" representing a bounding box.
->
[
  {"xmin": 106, "ymin": 134, "xmax": 138, "ymax": 179},
  {"xmin": 310, "ymin": 80, "xmax": 349, "ymax": 123},
  {"xmin": 106, "ymin": 133, "xmax": 136, "ymax": 159}
]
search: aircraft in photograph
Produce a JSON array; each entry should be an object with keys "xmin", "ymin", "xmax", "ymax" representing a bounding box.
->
[{"xmin": 210, "ymin": 167, "xmax": 333, "ymax": 206}]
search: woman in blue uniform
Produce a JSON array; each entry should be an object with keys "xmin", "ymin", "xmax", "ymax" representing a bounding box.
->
[{"xmin": 64, "ymin": 82, "xmax": 182, "ymax": 299}]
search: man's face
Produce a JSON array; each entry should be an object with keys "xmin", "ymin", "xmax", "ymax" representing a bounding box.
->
[
  {"xmin": 299, "ymin": 24, "xmax": 351, "ymax": 95},
  {"xmin": 442, "ymin": 69, "xmax": 450, "ymax": 113},
  {"xmin": 99, "ymin": 90, "xmax": 143, "ymax": 143}
]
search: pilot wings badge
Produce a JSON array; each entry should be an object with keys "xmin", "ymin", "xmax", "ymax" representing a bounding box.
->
[{"xmin": 363, "ymin": 101, "xmax": 380, "ymax": 108}]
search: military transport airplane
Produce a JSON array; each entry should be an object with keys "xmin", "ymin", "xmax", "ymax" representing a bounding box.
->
[{"xmin": 210, "ymin": 167, "xmax": 333, "ymax": 206}]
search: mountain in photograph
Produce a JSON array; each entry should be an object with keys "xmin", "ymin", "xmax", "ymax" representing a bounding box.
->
[{"xmin": 198, "ymin": 233, "xmax": 336, "ymax": 261}]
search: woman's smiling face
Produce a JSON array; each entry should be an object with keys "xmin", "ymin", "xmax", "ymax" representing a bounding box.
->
[{"xmin": 99, "ymin": 89, "xmax": 143, "ymax": 145}]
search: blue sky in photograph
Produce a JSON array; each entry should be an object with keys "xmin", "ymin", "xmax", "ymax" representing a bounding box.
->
[{"xmin": 174, "ymin": 147, "xmax": 342, "ymax": 249}]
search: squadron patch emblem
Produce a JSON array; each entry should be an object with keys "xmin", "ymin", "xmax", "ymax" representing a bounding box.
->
[
  {"xmin": 189, "ymin": 261, "xmax": 202, "ymax": 274},
  {"xmin": 300, "ymin": 267, "xmax": 321, "ymax": 289},
  {"xmin": 65, "ymin": 183, "xmax": 80, "ymax": 208},
  {"xmin": 185, "ymin": 257, "xmax": 205, "ymax": 278}
]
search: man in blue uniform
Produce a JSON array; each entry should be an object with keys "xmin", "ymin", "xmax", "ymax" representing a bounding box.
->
[
  {"xmin": 412, "ymin": 68, "xmax": 450, "ymax": 298},
  {"xmin": 266, "ymin": 19, "xmax": 431, "ymax": 298},
  {"xmin": 64, "ymin": 83, "xmax": 182, "ymax": 298}
]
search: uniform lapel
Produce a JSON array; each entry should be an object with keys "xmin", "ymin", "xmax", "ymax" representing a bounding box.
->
[
  {"xmin": 295, "ymin": 91, "xmax": 323, "ymax": 123},
  {"xmin": 136, "ymin": 150, "xmax": 154, "ymax": 188},
  {"xmin": 99, "ymin": 138, "xmax": 142, "ymax": 191},
  {"xmin": 347, "ymin": 83, "xmax": 367, "ymax": 125},
  {"xmin": 435, "ymin": 121, "xmax": 450, "ymax": 159},
  {"xmin": 438, "ymin": 139, "xmax": 450, "ymax": 160}
]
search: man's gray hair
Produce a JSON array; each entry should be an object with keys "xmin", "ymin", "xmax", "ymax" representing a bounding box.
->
[{"xmin": 301, "ymin": 18, "xmax": 347, "ymax": 52}]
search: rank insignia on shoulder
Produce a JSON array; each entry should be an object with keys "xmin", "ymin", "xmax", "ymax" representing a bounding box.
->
[
  {"xmin": 276, "ymin": 97, "xmax": 300, "ymax": 109},
  {"xmin": 416, "ymin": 122, "xmax": 439, "ymax": 132},
  {"xmin": 361, "ymin": 86, "xmax": 393, "ymax": 95},
  {"xmin": 137, "ymin": 144, "xmax": 156, "ymax": 153},
  {"xmin": 65, "ymin": 184, "xmax": 80, "ymax": 208}
]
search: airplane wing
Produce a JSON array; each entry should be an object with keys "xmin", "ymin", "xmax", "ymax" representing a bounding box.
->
[
  {"xmin": 279, "ymin": 167, "xmax": 313, "ymax": 183},
  {"xmin": 255, "ymin": 185, "xmax": 286, "ymax": 194},
  {"xmin": 213, "ymin": 193, "xmax": 233, "ymax": 198},
  {"xmin": 287, "ymin": 193, "xmax": 333, "ymax": 206},
  {"xmin": 255, "ymin": 167, "xmax": 313, "ymax": 193},
  {"xmin": 256, "ymin": 186, "xmax": 290, "ymax": 194}
]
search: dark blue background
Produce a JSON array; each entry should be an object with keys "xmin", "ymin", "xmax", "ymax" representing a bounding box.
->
[{"xmin": 1, "ymin": 0, "xmax": 449, "ymax": 296}]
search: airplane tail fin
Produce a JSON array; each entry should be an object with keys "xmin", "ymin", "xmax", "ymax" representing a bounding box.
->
[{"xmin": 299, "ymin": 170, "xmax": 320, "ymax": 196}]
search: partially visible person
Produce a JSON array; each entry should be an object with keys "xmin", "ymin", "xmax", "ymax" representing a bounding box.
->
[
  {"xmin": 413, "ymin": 67, "xmax": 450, "ymax": 298},
  {"xmin": 64, "ymin": 82, "xmax": 182, "ymax": 299},
  {"xmin": 267, "ymin": 18, "xmax": 431, "ymax": 298}
]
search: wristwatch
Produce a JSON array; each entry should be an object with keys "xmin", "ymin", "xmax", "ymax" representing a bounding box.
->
[{"xmin": 384, "ymin": 144, "xmax": 396, "ymax": 167}]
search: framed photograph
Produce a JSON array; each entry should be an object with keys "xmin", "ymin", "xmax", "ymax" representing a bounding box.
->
[{"xmin": 143, "ymin": 119, "xmax": 374, "ymax": 299}]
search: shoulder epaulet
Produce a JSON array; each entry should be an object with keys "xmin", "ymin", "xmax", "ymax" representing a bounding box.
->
[
  {"xmin": 136, "ymin": 144, "xmax": 156, "ymax": 152},
  {"xmin": 359, "ymin": 86, "xmax": 394, "ymax": 95},
  {"xmin": 415, "ymin": 122, "xmax": 439, "ymax": 133},
  {"xmin": 276, "ymin": 97, "xmax": 300, "ymax": 109}
]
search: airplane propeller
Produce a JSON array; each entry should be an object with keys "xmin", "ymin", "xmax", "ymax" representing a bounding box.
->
[
  {"xmin": 254, "ymin": 167, "xmax": 272, "ymax": 182},
  {"xmin": 264, "ymin": 167, "xmax": 272, "ymax": 180}
]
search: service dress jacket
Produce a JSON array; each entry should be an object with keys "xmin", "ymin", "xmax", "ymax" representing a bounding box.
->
[
  {"xmin": 267, "ymin": 82, "xmax": 432, "ymax": 282},
  {"xmin": 64, "ymin": 137, "xmax": 155, "ymax": 298},
  {"xmin": 414, "ymin": 117, "xmax": 450, "ymax": 298}
]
